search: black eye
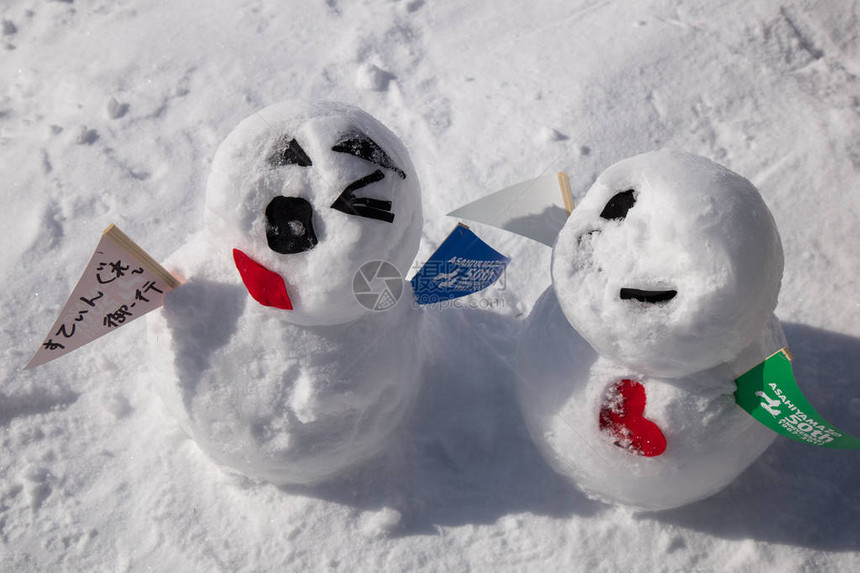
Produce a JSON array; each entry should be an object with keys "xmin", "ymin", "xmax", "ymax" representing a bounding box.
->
[
  {"xmin": 330, "ymin": 170, "xmax": 395, "ymax": 223},
  {"xmin": 269, "ymin": 137, "xmax": 313, "ymax": 167},
  {"xmin": 600, "ymin": 189, "xmax": 636, "ymax": 220}
]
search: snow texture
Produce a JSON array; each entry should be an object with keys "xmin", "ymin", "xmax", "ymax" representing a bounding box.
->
[{"xmin": 3, "ymin": 0, "xmax": 860, "ymax": 571}]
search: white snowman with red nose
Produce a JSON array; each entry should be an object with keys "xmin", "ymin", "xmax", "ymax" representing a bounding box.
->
[
  {"xmin": 517, "ymin": 150, "xmax": 786, "ymax": 510},
  {"xmin": 147, "ymin": 101, "xmax": 424, "ymax": 485}
]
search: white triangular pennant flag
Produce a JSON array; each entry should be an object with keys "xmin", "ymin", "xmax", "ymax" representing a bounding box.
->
[
  {"xmin": 447, "ymin": 172, "xmax": 574, "ymax": 247},
  {"xmin": 26, "ymin": 225, "xmax": 181, "ymax": 369}
]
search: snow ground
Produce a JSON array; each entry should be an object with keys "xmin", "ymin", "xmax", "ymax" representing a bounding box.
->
[{"xmin": 1, "ymin": 0, "xmax": 859, "ymax": 571}]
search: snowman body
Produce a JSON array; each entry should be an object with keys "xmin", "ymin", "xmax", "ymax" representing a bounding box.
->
[
  {"xmin": 147, "ymin": 101, "xmax": 424, "ymax": 485},
  {"xmin": 517, "ymin": 150, "xmax": 785, "ymax": 510}
]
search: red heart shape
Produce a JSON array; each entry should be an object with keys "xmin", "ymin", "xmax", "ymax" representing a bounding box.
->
[
  {"xmin": 599, "ymin": 379, "xmax": 667, "ymax": 457},
  {"xmin": 233, "ymin": 248, "xmax": 293, "ymax": 310}
]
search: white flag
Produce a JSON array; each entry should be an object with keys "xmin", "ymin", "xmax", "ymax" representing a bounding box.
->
[
  {"xmin": 26, "ymin": 225, "xmax": 181, "ymax": 369},
  {"xmin": 447, "ymin": 172, "xmax": 574, "ymax": 247}
]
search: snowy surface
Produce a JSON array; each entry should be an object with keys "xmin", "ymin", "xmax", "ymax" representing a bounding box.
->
[{"xmin": 2, "ymin": 0, "xmax": 860, "ymax": 571}]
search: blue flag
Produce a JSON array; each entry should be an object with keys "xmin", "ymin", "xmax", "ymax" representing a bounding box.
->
[{"xmin": 411, "ymin": 224, "xmax": 510, "ymax": 305}]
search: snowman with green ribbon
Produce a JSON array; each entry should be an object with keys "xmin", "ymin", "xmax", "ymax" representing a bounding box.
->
[{"xmin": 517, "ymin": 150, "xmax": 787, "ymax": 510}]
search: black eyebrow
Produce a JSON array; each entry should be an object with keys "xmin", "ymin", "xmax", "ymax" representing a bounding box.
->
[
  {"xmin": 330, "ymin": 170, "xmax": 394, "ymax": 223},
  {"xmin": 269, "ymin": 136, "xmax": 313, "ymax": 167},
  {"xmin": 331, "ymin": 131, "xmax": 406, "ymax": 179}
]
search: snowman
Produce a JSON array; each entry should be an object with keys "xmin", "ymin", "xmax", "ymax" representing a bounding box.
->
[
  {"xmin": 147, "ymin": 101, "xmax": 424, "ymax": 485},
  {"xmin": 517, "ymin": 149, "xmax": 786, "ymax": 510}
]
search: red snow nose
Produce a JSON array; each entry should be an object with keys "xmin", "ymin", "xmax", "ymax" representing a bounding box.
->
[
  {"xmin": 233, "ymin": 248, "xmax": 293, "ymax": 310},
  {"xmin": 599, "ymin": 379, "xmax": 667, "ymax": 457}
]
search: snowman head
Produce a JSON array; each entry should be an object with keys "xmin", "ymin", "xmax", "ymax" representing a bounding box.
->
[
  {"xmin": 205, "ymin": 101, "xmax": 422, "ymax": 326},
  {"xmin": 552, "ymin": 150, "xmax": 783, "ymax": 378}
]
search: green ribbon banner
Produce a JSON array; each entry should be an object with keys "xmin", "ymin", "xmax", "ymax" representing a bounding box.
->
[{"xmin": 735, "ymin": 348, "xmax": 860, "ymax": 449}]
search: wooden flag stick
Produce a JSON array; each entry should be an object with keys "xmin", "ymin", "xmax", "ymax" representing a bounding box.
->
[{"xmin": 104, "ymin": 225, "xmax": 181, "ymax": 289}]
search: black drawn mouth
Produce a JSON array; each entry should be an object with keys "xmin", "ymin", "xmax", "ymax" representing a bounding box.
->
[{"xmin": 619, "ymin": 288, "xmax": 677, "ymax": 304}]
